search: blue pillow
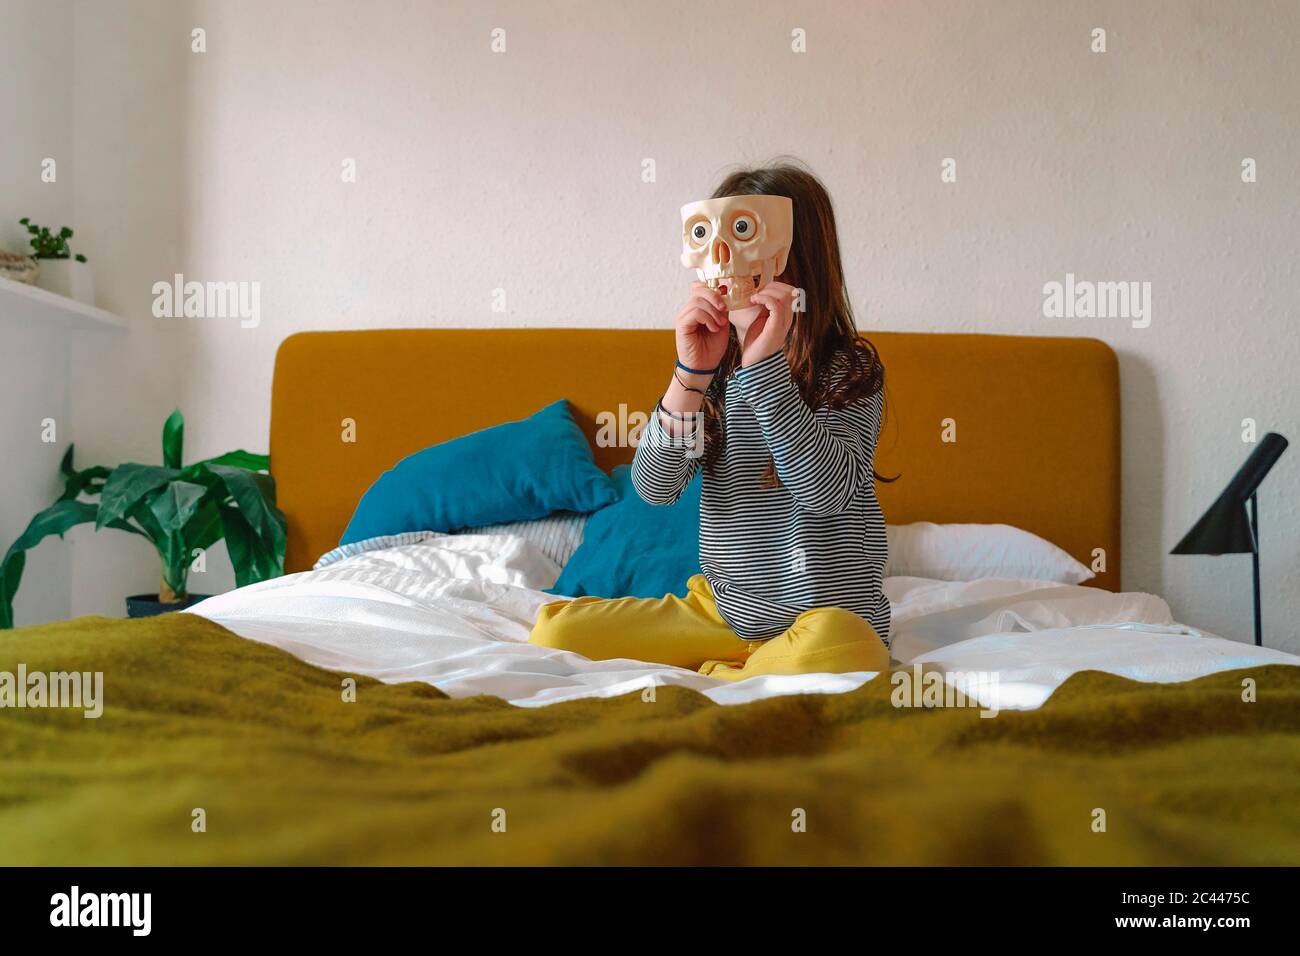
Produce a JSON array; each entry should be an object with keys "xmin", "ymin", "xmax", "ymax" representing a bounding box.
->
[
  {"xmin": 550, "ymin": 464, "xmax": 701, "ymax": 599},
  {"xmin": 340, "ymin": 400, "xmax": 618, "ymax": 544}
]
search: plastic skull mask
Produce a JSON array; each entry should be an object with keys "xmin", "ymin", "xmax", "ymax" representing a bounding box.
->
[{"xmin": 680, "ymin": 195, "xmax": 793, "ymax": 312}]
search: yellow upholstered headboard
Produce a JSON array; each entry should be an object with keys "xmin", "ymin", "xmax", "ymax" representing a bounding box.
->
[{"xmin": 270, "ymin": 330, "xmax": 1121, "ymax": 590}]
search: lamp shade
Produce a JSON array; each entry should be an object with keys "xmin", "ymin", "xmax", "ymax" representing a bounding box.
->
[{"xmin": 1171, "ymin": 432, "xmax": 1288, "ymax": 556}]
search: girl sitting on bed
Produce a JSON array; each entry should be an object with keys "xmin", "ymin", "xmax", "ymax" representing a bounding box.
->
[{"xmin": 530, "ymin": 162, "xmax": 891, "ymax": 681}]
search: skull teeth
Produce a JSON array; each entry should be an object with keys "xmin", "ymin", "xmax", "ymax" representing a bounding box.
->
[{"xmin": 707, "ymin": 274, "xmax": 764, "ymax": 295}]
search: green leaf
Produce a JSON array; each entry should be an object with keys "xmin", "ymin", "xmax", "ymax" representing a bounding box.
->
[
  {"xmin": 126, "ymin": 497, "xmax": 165, "ymax": 548},
  {"xmin": 54, "ymin": 445, "xmax": 112, "ymax": 503},
  {"xmin": 183, "ymin": 501, "xmax": 225, "ymax": 554},
  {"xmin": 6, "ymin": 499, "xmax": 98, "ymax": 559},
  {"xmin": 161, "ymin": 408, "xmax": 184, "ymax": 469},
  {"xmin": 96, "ymin": 463, "xmax": 179, "ymax": 530},
  {"xmin": 195, "ymin": 449, "xmax": 269, "ymax": 471},
  {"xmin": 148, "ymin": 480, "xmax": 209, "ymax": 537},
  {"xmin": 218, "ymin": 505, "xmax": 280, "ymax": 587},
  {"xmin": 0, "ymin": 552, "xmax": 26, "ymax": 630},
  {"xmin": 207, "ymin": 464, "xmax": 286, "ymax": 556},
  {"xmin": 176, "ymin": 461, "xmax": 220, "ymax": 489},
  {"xmin": 217, "ymin": 506, "xmax": 257, "ymax": 588},
  {"xmin": 104, "ymin": 517, "xmax": 149, "ymax": 540},
  {"xmin": 0, "ymin": 499, "xmax": 98, "ymax": 629},
  {"xmin": 58, "ymin": 465, "xmax": 110, "ymax": 503},
  {"xmin": 128, "ymin": 497, "xmax": 187, "ymax": 596}
]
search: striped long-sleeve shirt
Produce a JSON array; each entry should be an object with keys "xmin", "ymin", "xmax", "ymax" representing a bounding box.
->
[{"xmin": 631, "ymin": 349, "xmax": 891, "ymax": 645}]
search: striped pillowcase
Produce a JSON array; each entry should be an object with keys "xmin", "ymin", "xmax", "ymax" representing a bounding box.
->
[
  {"xmin": 314, "ymin": 512, "xmax": 589, "ymax": 571},
  {"xmin": 461, "ymin": 512, "xmax": 589, "ymax": 567}
]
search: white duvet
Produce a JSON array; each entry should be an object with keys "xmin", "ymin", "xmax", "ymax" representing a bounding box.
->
[{"xmin": 189, "ymin": 533, "xmax": 1299, "ymax": 709}]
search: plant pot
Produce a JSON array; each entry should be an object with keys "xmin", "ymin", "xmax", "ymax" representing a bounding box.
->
[
  {"xmin": 35, "ymin": 258, "xmax": 95, "ymax": 306},
  {"xmin": 125, "ymin": 593, "xmax": 212, "ymax": 618}
]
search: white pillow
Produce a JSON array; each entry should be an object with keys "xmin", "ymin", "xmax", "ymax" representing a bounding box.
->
[{"xmin": 885, "ymin": 522, "xmax": 1094, "ymax": 585}]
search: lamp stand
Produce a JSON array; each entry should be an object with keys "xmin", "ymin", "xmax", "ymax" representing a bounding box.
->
[
  {"xmin": 1250, "ymin": 493, "xmax": 1261, "ymax": 647},
  {"xmin": 1170, "ymin": 432, "xmax": 1287, "ymax": 650}
]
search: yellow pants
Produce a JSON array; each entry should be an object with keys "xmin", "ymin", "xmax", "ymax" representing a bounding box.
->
[{"xmin": 529, "ymin": 574, "xmax": 889, "ymax": 682}]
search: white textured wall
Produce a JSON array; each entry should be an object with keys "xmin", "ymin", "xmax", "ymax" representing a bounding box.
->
[
  {"xmin": 65, "ymin": 0, "xmax": 195, "ymax": 612},
  {"xmin": 49, "ymin": 0, "xmax": 1300, "ymax": 650},
  {"xmin": 0, "ymin": 0, "xmax": 75, "ymax": 626}
]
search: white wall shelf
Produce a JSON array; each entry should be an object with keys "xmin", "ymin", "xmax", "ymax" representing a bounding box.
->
[{"xmin": 0, "ymin": 274, "xmax": 125, "ymax": 331}]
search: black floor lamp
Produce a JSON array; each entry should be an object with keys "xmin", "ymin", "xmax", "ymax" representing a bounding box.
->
[{"xmin": 1171, "ymin": 432, "xmax": 1289, "ymax": 647}]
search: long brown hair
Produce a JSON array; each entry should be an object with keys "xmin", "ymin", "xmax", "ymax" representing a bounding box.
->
[{"xmin": 702, "ymin": 160, "xmax": 892, "ymax": 485}]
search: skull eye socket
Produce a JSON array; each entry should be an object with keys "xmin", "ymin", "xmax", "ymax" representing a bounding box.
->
[
  {"xmin": 731, "ymin": 214, "xmax": 757, "ymax": 241},
  {"xmin": 688, "ymin": 220, "xmax": 711, "ymax": 245}
]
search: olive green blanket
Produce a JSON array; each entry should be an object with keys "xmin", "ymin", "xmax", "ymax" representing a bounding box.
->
[{"xmin": 2, "ymin": 613, "xmax": 1298, "ymax": 865}]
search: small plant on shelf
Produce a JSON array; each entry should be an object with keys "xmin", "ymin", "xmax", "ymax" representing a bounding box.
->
[{"xmin": 18, "ymin": 217, "xmax": 87, "ymax": 262}]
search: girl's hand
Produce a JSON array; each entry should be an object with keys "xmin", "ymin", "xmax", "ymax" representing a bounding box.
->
[
  {"xmin": 740, "ymin": 281, "xmax": 797, "ymax": 367},
  {"xmin": 674, "ymin": 282, "xmax": 729, "ymax": 372}
]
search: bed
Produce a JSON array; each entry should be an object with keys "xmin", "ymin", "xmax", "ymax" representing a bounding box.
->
[
  {"xmin": 3, "ymin": 329, "xmax": 1298, "ymax": 866},
  {"xmin": 268, "ymin": 329, "xmax": 1123, "ymax": 589}
]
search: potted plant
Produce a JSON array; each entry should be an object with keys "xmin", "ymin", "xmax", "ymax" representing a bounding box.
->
[
  {"xmin": 19, "ymin": 217, "xmax": 94, "ymax": 305},
  {"xmin": 0, "ymin": 409, "xmax": 287, "ymax": 627}
]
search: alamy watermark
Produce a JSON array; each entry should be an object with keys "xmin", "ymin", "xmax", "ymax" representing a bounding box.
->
[
  {"xmin": 1042, "ymin": 272, "xmax": 1151, "ymax": 328},
  {"xmin": 597, "ymin": 404, "xmax": 705, "ymax": 458},
  {"xmin": 152, "ymin": 273, "xmax": 261, "ymax": 328},
  {"xmin": 50, "ymin": 886, "xmax": 150, "ymax": 936},
  {"xmin": 890, "ymin": 664, "xmax": 1000, "ymax": 718},
  {"xmin": 0, "ymin": 665, "xmax": 103, "ymax": 718}
]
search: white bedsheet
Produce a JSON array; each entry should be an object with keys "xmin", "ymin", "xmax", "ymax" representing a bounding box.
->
[{"xmin": 189, "ymin": 533, "xmax": 1300, "ymax": 709}]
